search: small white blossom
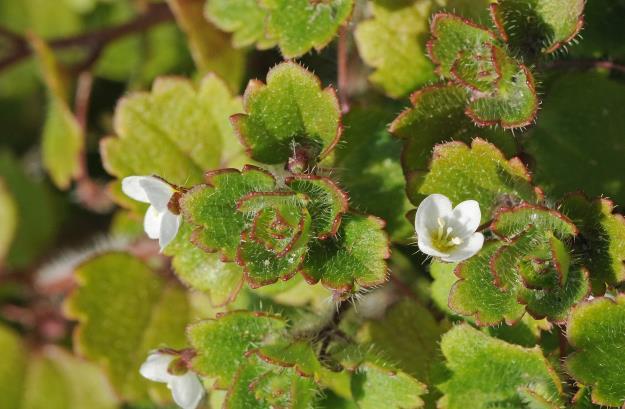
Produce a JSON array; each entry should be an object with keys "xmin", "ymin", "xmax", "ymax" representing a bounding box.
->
[
  {"xmin": 140, "ymin": 352, "xmax": 204, "ymax": 409},
  {"xmin": 415, "ymin": 193, "xmax": 484, "ymax": 263},
  {"xmin": 122, "ymin": 176, "xmax": 180, "ymax": 250}
]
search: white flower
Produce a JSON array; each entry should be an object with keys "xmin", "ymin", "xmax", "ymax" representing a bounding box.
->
[
  {"xmin": 415, "ymin": 193, "xmax": 484, "ymax": 263},
  {"xmin": 140, "ymin": 352, "xmax": 205, "ymax": 409},
  {"xmin": 122, "ymin": 176, "xmax": 181, "ymax": 250}
]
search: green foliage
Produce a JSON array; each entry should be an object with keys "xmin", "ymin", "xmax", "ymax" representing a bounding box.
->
[
  {"xmin": 351, "ymin": 363, "xmax": 426, "ymax": 409},
  {"xmin": 566, "ymin": 295, "xmax": 625, "ymax": 407},
  {"xmin": 102, "ymin": 73, "xmax": 243, "ymax": 188},
  {"xmin": 439, "ymin": 325, "xmax": 563, "ymax": 408},
  {"xmin": 206, "ymin": 0, "xmax": 275, "ymax": 49},
  {"xmin": 0, "ymin": 178, "xmax": 17, "ymax": 263},
  {"xmin": 64, "ymin": 252, "xmax": 190, "ymax": 402},
  {"xmin": 231, "ymin": 62, "xmax": 341, "ymax": 165},
  {"xmin": 0, "ymin": 325, "xmax": 27, "ymax": 409}
]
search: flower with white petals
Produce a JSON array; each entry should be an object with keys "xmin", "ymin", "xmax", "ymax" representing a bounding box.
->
[
  {"xmin": 415, "ymin": 193, "xmax": 484, "ymax": 263},
  {"xmin": 140, "ymin": 351, "xmax": 204, "ymax": 409},
  {"xmin": 122, "ymin": 176, "xmax": 181, "ymax": 250}
]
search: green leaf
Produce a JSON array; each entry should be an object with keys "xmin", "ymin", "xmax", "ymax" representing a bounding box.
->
[
  {"xmin": 164, "ymin": 223, "xmax": 244, "ymax": 306},
  {"xmin": 0, "ymin": 325, "xmax": 27, "ymax": 409},
  {"xmin": 334, "ymin": 107, "xmax": 414, "ymax": 241},
  {"xmin": 525, "ymin": 72, "xmax": 625, "ymax": 204},
  {"xmin": 354, "ymin": 0, "xmax": 435, "ymax": 98},
  {"xmin": 30, "ymin": 34, "xmax": 83, "ymax": 190},
  {"xmin": 0, "ymin": 151, "xmax": 59, "ymax": 269},
  {"xmin": 449, "ymin": 241, "xmax": 525, "ymax": 325},
  {"xmin": 416, "ymin": 138, "xmax": 539, "ymax": 223},
  {"xmin": 205, "ymin": 0, "xmax": 276, "ymax": 49},
  {"xmin": 166, "ymin": 0, "xmax": 246, "ymax": 91},
  {"xmin": 0, "ymin": 178, "xmax": 17, "ymax": 264},
  {"xmin": 566, "ymin": 295, "xmax": 625, "ymax": 407},
  {"xmin": 64, "ymin": 252, "xmax": 190, "ymax": 401},
  {"xmin": 248, "ymin": 363, "xmax": 318, "ymax": 409},
  {"xmin": 301, "ymin": 213, "xmax": 389, "ymax": 296},
  {"xmin": 439, "ymin": 324, "xmax": 563, "ymax": 409},
  {"xmin": 231, "ymin": 61, "xmax": 342, "ymax": 164},
  {"xmin": 430, "ymin": 260, "xmax": 458, "ymax": 316},
  {"xmin": 491, "ymin": 204, "xmax": 579, "ymax": 240},
  {"xmin": 560, "ymin": 193, "xmax": 625, "ymax": 292},
  {"xmin": 180, "ymin": 166, "xmax": 277, "ymax": 261},
  {"xmin": 261, "ymin": 0, "xmax": 354, "ymax": 58},
  {"xmin": 21, "ymin": 346, "xmax": 118, "ymax": 409},
  {"xmin": 101, "ymin": 73, "xmax": 243, "ymax": 187},
  {"xmin": 490, "ymin": 0, "xmax": 585, "ymax": 55},
  {"xmin": 351, "ymin": 362, "xmax": 426, "ymax": 409},
  {"xmin": 187, "ymin": 310, "xmax": 286, "ymax": 388}
]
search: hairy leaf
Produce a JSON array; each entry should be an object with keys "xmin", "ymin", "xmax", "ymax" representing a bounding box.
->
[
  {"xmin": 439, "ymin": 324, "xmax": 563, "ymax": 408},
  {"xmin": 231, "ymin": 62, "xmax": 341, "ymax": 164},
  {"xmin": 491, "ymin": 204, "xmax": 579, "ymax": 239},
  {"xmin": 64, "ymin": 252, "xmax": 190, "ymax": 401},
  {"xmin": 352, "ymin": 362, "xmax": 426, "ymax": 409},
  {"xmin": 567, "ymin": 295, "xmax": 625, "ymax": 407},
  {"xmin": 206, "ymin": 0, "xmax": 276, "ymax": 49}
]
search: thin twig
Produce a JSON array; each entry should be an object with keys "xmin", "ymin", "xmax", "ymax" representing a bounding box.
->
[
  {"xmin": 337, "ymin": 25, "xmax": 350, "ymax": 114},
  {"xmin": 0, "ymin": 2, "xmax": 173, "ymax": 73},
  {"xmin": 545, "ymin": 59, "xmax": 625, "ymax": 74},
  {"xmin": 318, "ymin": 300, "xmax": 351, "ymax": 358}
]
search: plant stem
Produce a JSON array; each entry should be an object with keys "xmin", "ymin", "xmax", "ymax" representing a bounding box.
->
[
  {"xmin": 318, "ymin": 300, "xmax": 351, "ymax": 358},
  {"xmin": 337, "ymin": 25, "xmax": 350, "ymax": 114},
  {"xmin": 0, "ymin": 2, "xmax": 174, "ymax": 73}
]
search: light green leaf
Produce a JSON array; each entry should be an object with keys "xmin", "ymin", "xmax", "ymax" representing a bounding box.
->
[
  {"xmin": 180, "ymin": 166, "xmax": 277, "ymax": 261},
  {"xmin": 560, "ymin": 193, "xmax": 625, "ymax": 292},
  {"xmin": 525, "ymin": 73, "xmax": 625, "ymax": 204},
  {"xmin": 354, "ymin": 0, "xmax": 435, "ymax": 98},
  {"xmin": 490, "ymin": 204, "xmax": 579, "ymax": 239},
  {"xmin": 30, "ymin": 34, "xmax": 83, "ymax": 190},
  {"xmin": 491, "ymin": 0, "xmax": 585, "ymax": 55},
  {"xmin": 0, "ymin": 178, "xmax": 17, "ymax": 264},
  {"xmin": 439, "ymin": 324, "xmax": 563, "ymax": 409},
  {"xmin": 0, "ymin": 324, "xmax": 27, "ymax": 409},
  {"xmin": 231, "ymin": 62, "xmax": 342, "ymax": 165},
  {"xmin": 164, "ymin": 223, "xmax": 244, "ymax": 306},
  {"xmin": 301, "ymin": 213, "xmax": 389, "ymax": 296},
  {"xmin": 205, "ymin": 0, "xmax": 276, "ymax": 49},
  {"xmin": 64, "ymin": 252, "xmax": 190, "ymax": 401},
  {"xmin": 352, "ymin": 362, "xmax": 426, "ymax": 409},
  {"xmin": 334, "ymin": 107, "xmax": 414, "ymax": 241},
  {"xmin": 187, "ymin": 310, "xmax": 286, "ymax": 388},
  {"xmin": 261, "ymin": 0, "xmax": 354, "ymax": 58},
  {"xmin": 566, "ymin": 294, "xmax": 625, "ymax": 408},
  {"xmin": 101, "ymin": 73, "xmax": 243, "ymax": 187},
  {"xmin": 167, "ymin": 0, "xmax": 246, "ymax": 91},
  {"xmin": 416, "ymin": 139, "xmax": 539, "ymax": 223}
]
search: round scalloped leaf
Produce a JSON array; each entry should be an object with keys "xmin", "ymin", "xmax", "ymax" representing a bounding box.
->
[
  {"xmin": 64, "ymin": 252, "xmax": 190, "ymax": 401},
  {"xmin": 180, "ymin": 166, "xmax": 277, "ymax": 261},
  {"xmin": 560, "ymin": 193, "xmax": 625, "ymax": 292},
  {"xmin": 261, "ymin": 0, "xmax": 354, "ymax": 58},
  {"xmin": 286, "ymin": 175, "xmax": 349, "ymax": 239},
  {"xmin": 354, "ymin": 0, "xmax": 435, "ymax": 98},
  {"xmin": 351, "ymin": 362, "xmax": 427, "ymax": 409},
  {"xmin": 164, "ymin": 223, "xmax": 244, "ymax": 307},
  {"xmin": 491, "ymin": 204, "xmax": 579, "ymax": 239},
  {"xmin": 525, "ymin": 73, "xmax": 625, "ymax": 205},
  {"xmin": 490, "ymin": 0, "xmax": 585, "ymax": 55},
  {"xmin": 187, "ymin": 310, "xmax": 287, "ymax": 389},
  {"xmin": 566, "ymin": 295, "xmax": 625, "ymax": 407},
  {"xmin": 439, "ymin": 324, "xmax": 563, "ymax": 409},
  {"xmin": 449, "ymin": 241, "xmax": 525, "ymax": 326},
  {"xmin": 427, "ymin": 13, "xmax": 497, "ymax": 78},
  {"xmin": 101, "ymin": 74, "xmax": 243, "ymax": 188},
  {"xmin": 334, "ymin": 107, "xmax": 414, "ymax": 241},
  {"xmin": 231, "ymin": 62, "xmax": 342, "ymax": 165},
  {"xmin": 416, "ymin": 138, "xmax": 539, "ymax": 223},
  {"xmin": 205, "ymin": 0, "xmax": 276, "ymax": 49},
  {"xmin": 301, "ymin": 213, "xmax": 389, "ymax": 296}
]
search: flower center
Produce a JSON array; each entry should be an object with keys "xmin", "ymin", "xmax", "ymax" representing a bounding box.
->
[{"xmin": 432, "ymin": 217, "xmax": 464, "ymax": 252}]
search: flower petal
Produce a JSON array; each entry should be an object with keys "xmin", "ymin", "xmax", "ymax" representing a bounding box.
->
[
  {"xmin": 417, "ymin": 234, "xmax": 449, "ymax": 258},
  {"xmin": 415, "ymin": 194, "xmax": 453, "ymax": 237},
  {"xmin": 139, "ymin": 176, "xmax": 174, "ymax": 212},
  {"xmin": 139, "ymin": 352, "xmax": 175, "ymax": 383},
  {"xmin": 169, "ymin": 372, "xmax": 205, "ymax": 409},
  {"xmin": 159, "ymin": 212, "xmax": 181, "ymax": 250},
  {"xmin": 450, "ymin": 200, "xmax": 481, "ymax": 238},
  {"xmin": 144, "ymin": 206, "xmax": 163, "ymax": 239},
  {"xmin": 441, "ymin": 232, "xmax": 484, "ymax": 263},
  {"xmin": 121, "ymin": 176, "xmax": 151, "ymax": 203}
]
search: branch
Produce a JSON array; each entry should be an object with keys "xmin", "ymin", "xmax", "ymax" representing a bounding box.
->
[{"xmin": 0, "ymin": 2, "xmax": 174, "ymax": 73}]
